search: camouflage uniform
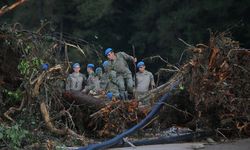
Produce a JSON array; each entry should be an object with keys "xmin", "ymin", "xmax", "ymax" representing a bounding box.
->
[
  {"xmin": 109, "ymin": 52, "xmax": 134, "ymax": 99},
  {"xmin": 84, "ymin": 72, "xmax": 100, "ymax": 93},
  {"xmin": 135, "ymin": 70, "xmax": 155, "ymax": 104},
  {"xmin": 66, "ymin": 72, "xmax": 86, "ymax": 92},
  {"xmin": 100, "ymin": 70, "xmax": 120, "ymax": 98},
  {"xmin": 99, "ymin": 71, "xmax": 109, "ymax": 90},
  {"xmin": 106, "ymin": 70, "xmax": 120, "ymax": 98}
]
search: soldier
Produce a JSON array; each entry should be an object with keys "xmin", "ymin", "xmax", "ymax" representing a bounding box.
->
[
  {"xmin": 82, "ymin": 64, "xmax": 100, "ymax": 94},
  {"xmin": 135, "ymin": 61, "xmax": 155, "ymax": 104},
  {"xmin": 100, "ymin": 60, "xmax": 120, "ymax": 98},
  {"xmin": 99, "ymin": 61, "xmax": 109, "ymax": 91},
  {"xmin": 95, "ymin": 67, "xmax": 103, "ymax": 79},
  {"xmin": 66, "ymin": 63, "xmax": 86, "ymax": 92},
  {"xmin": 104, "ymin": 48, "xmax": 137, "ymax": 100}
]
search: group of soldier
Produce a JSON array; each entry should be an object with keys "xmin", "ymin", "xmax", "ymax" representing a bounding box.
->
[{"xmin": 65, "ymin": 48, "xmax": 155, "ymax": 104}]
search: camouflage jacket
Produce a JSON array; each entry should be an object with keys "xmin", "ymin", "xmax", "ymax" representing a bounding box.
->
[
  {"xmin": 136, "ymin": 70, "xmax": 155, "ymax": 92},
  {"xmin": 66, "ymin": 72, "xmax": 86, "ymax": 91},
  {"xmin": 84, "ymin": 72, "xmax": 100, "ymax": 92},
  {"xmin": 109, "ymin": 52, "xmax": 134, "ymax": 76},
  {"xmin": 100, "ymin": 70, "xmax": 119, "ymax": 97}
]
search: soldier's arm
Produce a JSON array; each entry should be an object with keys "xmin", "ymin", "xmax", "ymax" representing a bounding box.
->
[
  {"xmin": 82, "ymin": 76, "xmax": 94, "ymax": 93},
  {"xmin": 87, "ymin": 76, "xmax": 98, "ymax": 91},
  {"xmin": 120, "ymin": 52, "xmax": 135, "ymax": 62},
  {"xmin": 109, "ymin": 71, "xmax": 116, "ymax": 83},
  {"xmin": 109, "ymin": 71, "xmax": 119, "ymax": 86},
  {"xmin": 150, "ymin": 73, "xmax": 155, "ymax": 89}
]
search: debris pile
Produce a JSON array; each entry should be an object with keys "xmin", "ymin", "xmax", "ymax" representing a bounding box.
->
[
  {"xmin": 186, "ymin": 32, "xmax": 250, "ymax": 136},
  {"xmin": 89, "ymin": 99, "xmax": 150, "ymax": 137},
  {"xmin": 0, "ymin": 24, "xmax": 249, "ymax": 149}
]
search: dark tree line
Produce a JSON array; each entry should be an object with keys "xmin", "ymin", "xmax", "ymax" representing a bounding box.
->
[{"xmin": 1, "ymin": 0, "xmax": 249, "ymax": 64}]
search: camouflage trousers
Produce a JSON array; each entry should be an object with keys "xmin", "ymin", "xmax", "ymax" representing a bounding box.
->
[
  {"xmin": 116, "ymin": 73, "xmax": 133, "ymax": 100},
  {"xmin": 116, "ymin": 73, "xmax": 133, "ymax": 93}
]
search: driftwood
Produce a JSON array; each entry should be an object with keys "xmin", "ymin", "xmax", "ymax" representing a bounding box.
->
[
  {"xmin": 40, "ymin": 101, "xmax": 67, "ymax": 135},
  {"xmin": 3, "ymin": 97, "xmax": 25, "ymax": 122},
  {"xmin": 40, "ymin": 100, "xmax": 88, "ymax": 145}
]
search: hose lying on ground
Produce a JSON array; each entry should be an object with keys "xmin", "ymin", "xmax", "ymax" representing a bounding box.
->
[{"xmin": 77, "ymin": 80, "xmax": 180, "ymax": 150}]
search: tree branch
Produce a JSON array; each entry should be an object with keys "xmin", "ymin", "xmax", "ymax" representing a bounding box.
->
[{"xmin": 0, "ymin": 0, "xmax": 27, "ymax": 17}]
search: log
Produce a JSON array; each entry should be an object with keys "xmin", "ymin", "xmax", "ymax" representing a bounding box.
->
[{"xmin": 63, "ymin": 91, "xmax": 106, "ymax": 111}]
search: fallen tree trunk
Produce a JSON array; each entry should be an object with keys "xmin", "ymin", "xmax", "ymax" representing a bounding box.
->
[{"xmin": 63, "ymin": 91, "xmax": 106, "ymax": 111}]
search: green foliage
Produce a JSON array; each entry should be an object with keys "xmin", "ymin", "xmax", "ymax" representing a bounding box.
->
[
  {"xmin": 3, "ymin": 88, "xmax": 23, "ymax": 102},
  {"xmin": 77, "ymin": 0, "xmax": 114, "ymax": 26},
  {"xmin": 18, "ymin": 57, "xmax": 44, "ymax": 76},
  {"xmin": 18, "ymin": 59, "xmax": 30, "ymax": 75},
  {"xmin": 0, "ymin": 124, "xmax": 29, "ymax": 149},
  {"xmin": 31, "ymin": 57, "xmax": 44, "ymax": 68}
]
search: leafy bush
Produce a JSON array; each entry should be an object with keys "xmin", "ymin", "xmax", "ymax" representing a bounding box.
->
[
  {"xmin": 0, "ymin": 124, "xmax": 29, "ymax": 149},
  {"xmin": 3, "ymin": 89, "xmax": 23, "ymax": 102},
  {"xmin": 18, "ymin": 57, "xmax": 44, "ymax": 77}
]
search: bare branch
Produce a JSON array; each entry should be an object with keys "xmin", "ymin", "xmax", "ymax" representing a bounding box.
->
[
  {"xmin": 178, "ymin": 38, "xmax": 194, "ymax": 48},
  {"xmin": 0, "ymin": 0, "xmax": 27, "ymax": 17},
  {"xmin": 4, "ymin": 97, "xmax": 25, "ymax": 122},
  {"xmin": 64, "ymin": 42, "xmax": 86, "ymax": 57}
]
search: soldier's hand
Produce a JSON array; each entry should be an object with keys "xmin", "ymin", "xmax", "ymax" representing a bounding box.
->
[
  {"xmin": 134, "ymin": 57, "xmax": 137, "ymax": 63},
  {"xmin": 81, "ymin": 89, "xmax": 86, "ymax": 93}
]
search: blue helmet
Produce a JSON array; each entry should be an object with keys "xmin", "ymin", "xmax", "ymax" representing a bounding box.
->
[
  {"xmin": 72, "ymin": 63, "xmax": 80, "ymax": 68},
  {"xmin": 104, "ymin": 48, "xmax": 113, "ymax": 56},
  {"xmin": 102, "ymin": 60, "xmax": 109, "ymax": 68},
  {"xmin": 95, "ymin": 67, "xmax": 102, "ymax": 74},
  {"xmin": 41, "ymin": 63, "xmax": 49, "ymax": 71},
  {"xmin": 87, "ymin": 63, "xmax": 95, "ymax": 69},
  {"xmin": 106, "ymin": 92, "xmax": 113, "ymax": 100},
  {"xmin": 137, "ymin": 61, "xmax": 145, "ymax": 68}
]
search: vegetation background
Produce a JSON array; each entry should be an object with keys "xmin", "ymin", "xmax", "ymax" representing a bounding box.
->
[{"xmin": 1, "ymin": 0, "xmax": 249, "ymax": 69}]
